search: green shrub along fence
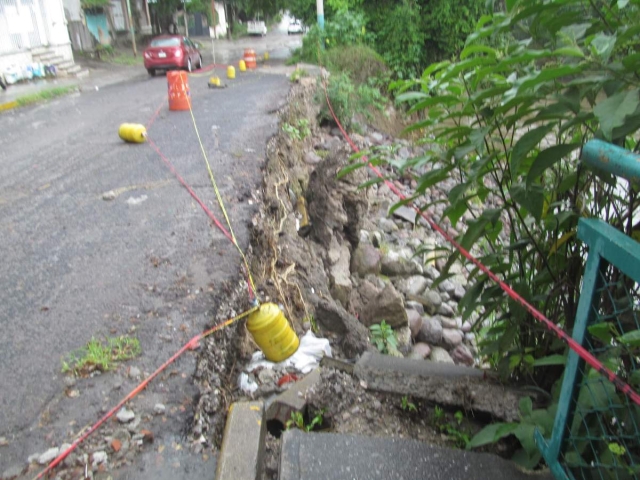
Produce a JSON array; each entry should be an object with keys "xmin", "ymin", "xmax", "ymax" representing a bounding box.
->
[{"xmin": 536, "ymin": 140, "xmax": 640, "ymax": 480}]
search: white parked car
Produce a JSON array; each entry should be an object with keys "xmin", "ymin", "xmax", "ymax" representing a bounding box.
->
[
  {"xmin": 248, "ymin": 20, "xmax": 267, "ymax": 36},
  {"xmin": 288, "ymin": 20, "xmax": 303, "ymax": 35}
]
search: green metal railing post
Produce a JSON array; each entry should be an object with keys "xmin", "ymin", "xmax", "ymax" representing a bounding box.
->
[{"xmin": 536, "ymin": 140, "xmax": 640, "ymax": 479}]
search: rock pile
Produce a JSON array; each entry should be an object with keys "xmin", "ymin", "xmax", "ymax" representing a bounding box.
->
[
  {"xmin": 255, "ymin": 78, "xmax": 484, "ymax": 368},
  {"xmin": 320, "ymin": 174, "xmax": 478, "ymax": 366}
]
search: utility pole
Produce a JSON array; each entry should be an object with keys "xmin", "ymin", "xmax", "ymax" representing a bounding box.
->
[
  {"xmin": 316, "ymin": 0, "xmax": 324, "ymax": 29},
  {"xmin": 211, "ymin": 0, "xmax": 217, "ymax": 38},
  {"xmin": 125, "ymin": 0, "xmax": 137, "ymax": 56},
  {"xmin": 182, "ymin": 0, "xmax": 189, "ymax": 37}
]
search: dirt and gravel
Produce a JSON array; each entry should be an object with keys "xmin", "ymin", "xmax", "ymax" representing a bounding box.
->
[{"xmin": 187, "ymin": 75, "xmax": 526, "ymax": 479}]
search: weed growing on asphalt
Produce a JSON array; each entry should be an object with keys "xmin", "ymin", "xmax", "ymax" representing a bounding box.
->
[
  {"xmin": 401, "ymin": 396, "xmax": 417, "ymax": 412},
  {"xmin": 369, "ymin": 320, "xmax": 398, "ymax": 355},
  {"xmin": 433, "ymin": 406, "xmax": 470, "ymax": 449},
  {"xmin": 286, "ymin": 409, "xmax": 325, "ymax": 432},
  {"xmin": 62, "ymin": 336, "xmax": 141, "ymax": 376}
]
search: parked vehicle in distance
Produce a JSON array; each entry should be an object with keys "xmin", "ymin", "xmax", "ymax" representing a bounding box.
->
[
  {"xmin": 143, "ymin": 35, "xmax": 202, "ymax": 76},
  {"xmin": 288, "ymin": 20, "xmax": 303, "ymax": 35},
  {"xmin": 247, "ymin": 20, "xmax": 267, "ymax": 36}
]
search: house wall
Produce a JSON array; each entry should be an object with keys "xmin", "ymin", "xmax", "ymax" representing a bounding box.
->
[
  {"xmin": 110, "ymin": 0, "xmax": 126, "ymax": 31},
  {"xmin": 0, "ymin": 0, "xmax": 72, "ymax": 73},
  {"xmin": 211, "ymin": 3, "xmax": 227, "ymax": 38},
  {"xmin": 136, "ymin": 0, "xmax": 151, "ymax": 34},
  {"xmin": 62, "ymin": 0, "xmax": 82, "ymax": 22},
  {"xmin": 49, "ymin": 43, "xmax": 73, "ymax": 62},
  {"xmin": 41, "ymin": 0, "xmax": 71, "ymax": 46},
  {"xmin": 85, "ymin": 12, "xmax": 111, "ymax": 45}
]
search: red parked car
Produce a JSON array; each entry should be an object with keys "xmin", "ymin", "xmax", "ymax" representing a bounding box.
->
[{"xmin": 143, "ymin": 35, "xmax": 202, "ymax": 76}]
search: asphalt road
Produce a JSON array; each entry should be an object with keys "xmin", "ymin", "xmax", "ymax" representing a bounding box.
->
[{"xmin": 0, "ymin": 35, "xmax": 292, "ymax": 477}]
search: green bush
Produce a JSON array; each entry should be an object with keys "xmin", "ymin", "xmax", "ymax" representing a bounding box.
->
[
  {"xmin": 421, "ymin": 0, "xmax": 487, "ymax": 62},
  {"xmin": 371, "ymin": 0, "xmax": 640, "ymax": 468},
  {"xmin": 231, "ymin": 21, "xmax": 247, "ymax": 39},
  {"xmin": 374, "ymin": 2, "xmax": 426, "ymax": 79},
  {"xmin": 356, "ymin": 0, "xmax": 487, "ymax": 79},
  {"xmin": 318, "ymin": 72, "xmax": 387, "ymax": 130},
  {"xmin": 318, "ymin": 72, "xmax": 357, "ymax": 129},
  {"xmin": 323, "ymin": 10, "xmax": 370, "ymax": 47},
  {"xmin": 322, "ymin": 45, "xmax": 389, "ymax": 86},
  {"xmin": 289, "ymin": 24, "xmax": 325, "ymax": 64},
  {"xmin": 357, "ymin": 82, "xmax": 386, "ymax": 115},
  {"xmin": 290, "ymin": 10, "xmax": 370, "ymax": 65}
]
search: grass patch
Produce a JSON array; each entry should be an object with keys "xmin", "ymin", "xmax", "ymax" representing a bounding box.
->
[
  {"xmin": 15, "ymin": 86, "xmax": 78, "ymax": 107},
  {"xmin": 108, "ymin": 51, "xmax": 143, "ymax": 66},
  {"xmin": 62, "ymin": 336, "xmax": 141, "ymax": 376}
]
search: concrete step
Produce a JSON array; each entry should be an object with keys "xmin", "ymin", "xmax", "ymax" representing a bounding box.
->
[
  {"xmin": 65, "ymin": 64, "xmax": 81, "ymax": 73},
  {"xmin": 34, "ymin": 55, "xmax": 65, "ymax": 66},
  {"xmin": 57, "ymin": 60, "xmax": 75, "ymax": 70},
  {"xmin": 280, "ymin": 430, "xmax": 554, "ymax": 480},
  {"xmin": 48, "ymin": 56, "xmax": 65, "ymax": 66},
  {"xmin": 63, "ymin": 64, "xmax": 90, "ymax": 78},
  {"xmin": 33, "ymin": 52, "xmax": 58, "ymax": 62},
  {"xmin": 30, "ymin": 46, "xmax": 53, "ymax": 56},
  {"xmin": 354, "ymin": 351, "xmax": 539, "ymax": 422}
]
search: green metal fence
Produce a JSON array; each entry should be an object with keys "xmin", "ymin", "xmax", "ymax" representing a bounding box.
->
[{"xmin": 536, "ymin": 140, "xmax": 640, "ymax": 480}]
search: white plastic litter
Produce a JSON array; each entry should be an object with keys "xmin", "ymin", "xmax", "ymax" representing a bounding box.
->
[
  {"xmin": 238, "ymin": 331, "xmax": 332, "ymax": 395},
  {"xmin": 248, "ymin": 330, "xmax": 332, "ymax": 373},
  {"xmin": 238, "ymin": 372, "xmax": 259, "ymax": 394}
]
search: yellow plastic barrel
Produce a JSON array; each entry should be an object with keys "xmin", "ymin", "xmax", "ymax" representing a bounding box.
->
[
  {"xmin": 264, "ymin": 52, "xmax": 270, "ymax": 61},
  {"xmin": 118, "ymin": 123, "xmax": 147, "ymax": 143},
  {"xmin": 227, "ymin": 66, "xmax": 235, "ymax": 79},
  {"xmin": 239, "ymin": 59, "xmax": 246, "ymax": 72},
  {"xmin": 209, "ymin": 76, "xmax": 221, "ymax": 87},
  {"xmin": 246, "ymin": 303, "xmax": 299, "ymax": 362}
]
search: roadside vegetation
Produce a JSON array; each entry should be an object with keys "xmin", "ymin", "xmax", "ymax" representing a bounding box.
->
[
  {"xmin": 15, "ymin": 86, "xmax": 79, "ymax": 107},
  {"xmin": 61, "ymin": 335, "xmax": 141, "ymax": 376},
  {"xmin": 280, "ymin": 0, "xmax": 640, "ymax": 471}
]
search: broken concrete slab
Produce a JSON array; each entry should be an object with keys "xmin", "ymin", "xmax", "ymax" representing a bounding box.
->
[
  {"xmin": 265, "ymin": 369, "xmax": 322, "ymax": 426},
  {"xmin": 279, "ymin": 429, "xmax": 554, "ymax": 480},
  {"xmin": 216, "ymin": 401, "xmax": 266, "ymax": 480},
  {"xmin": 354, "ymin": 352, "xmax": 540, "ymax": 421}
]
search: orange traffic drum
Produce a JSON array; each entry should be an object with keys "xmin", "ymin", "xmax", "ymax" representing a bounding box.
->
[
  {"xmin": 243, "ymin": 49, "xmax": 257, "ymax": 69},
  {"xmin": 167, "ymin": 70, "xmax": 191, "ymax": 111}
]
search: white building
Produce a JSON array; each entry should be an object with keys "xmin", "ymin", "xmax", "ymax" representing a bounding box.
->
[
  {"xmin": 211, "ymin": 2, "xmax": 228, "ymax": 38},
  {"xmin": 0, "ymin": 0, "xmax": 77, "ymax": 75}
]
